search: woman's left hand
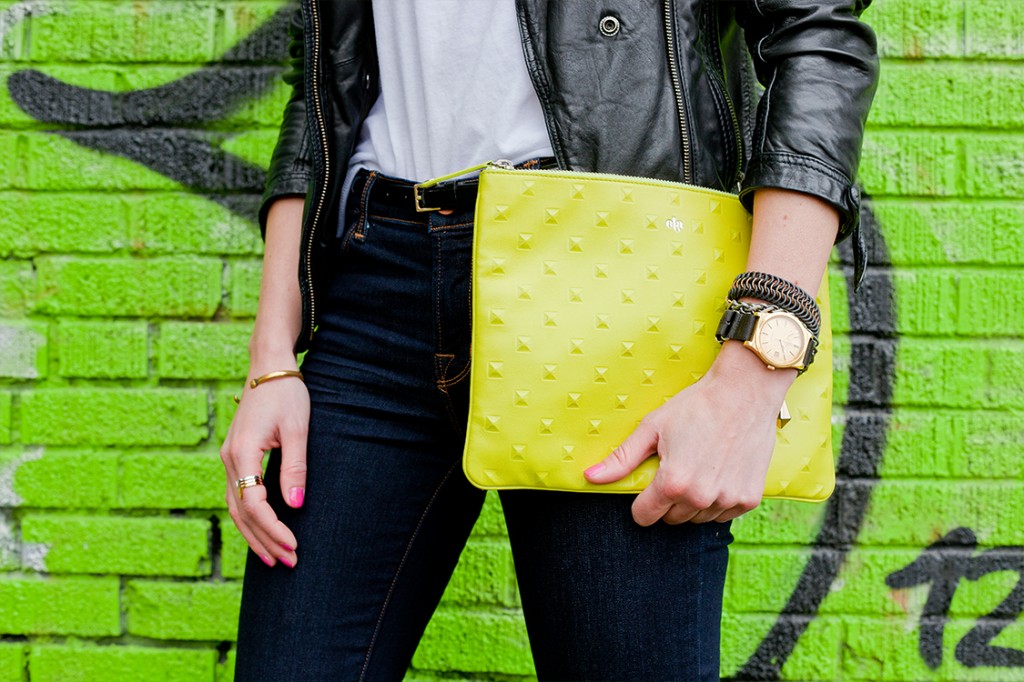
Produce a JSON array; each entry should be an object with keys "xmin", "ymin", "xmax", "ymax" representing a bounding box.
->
[{"xmin": 584, "ymin": 341, "xmax": 794, "ymax": 525}]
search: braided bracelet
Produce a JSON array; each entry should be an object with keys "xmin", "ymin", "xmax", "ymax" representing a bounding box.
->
[{"xmin": 728, "ymin": 271, "xmax": 821, "ymax": 336}]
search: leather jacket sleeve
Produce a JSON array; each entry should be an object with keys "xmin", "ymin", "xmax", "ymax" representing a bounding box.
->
[
  {"xmin": 733, "ymin": 0, "xmax": 879, "ymax": 249},
  {"xmin": 258, "ymin": 6, "xmax": 313, "ymax": 238}
]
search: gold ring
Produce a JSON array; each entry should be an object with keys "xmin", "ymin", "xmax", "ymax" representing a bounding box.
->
[{"xmin": 235, "ymin": 474, "xmax": 264, "ymax": 500}]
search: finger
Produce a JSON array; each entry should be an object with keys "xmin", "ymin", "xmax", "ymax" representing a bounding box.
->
[
  {"xmin": 630, "ymin": 482, "xmax": 678, "ymax": 526},
  {"xmin": 226, "ymin": 492, "xmax": 276, "ymax": 567},
  {"xmin": 585, "ymin": 421, "xmax": 658, "ymax": 484},
  {"xmin": 278, "ymin": 422, "xmax": 308, "ymax": 509},
  {"xmin": 236, "ymin": 483, "xmax": 299, "ymax": 566}
]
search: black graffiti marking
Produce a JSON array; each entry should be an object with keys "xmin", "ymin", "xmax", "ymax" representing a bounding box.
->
[
  {"xmin": 7, "ymin": 5, "xmax": 293, "ymax": 222},
  {"xmin": 886, "ymin": 527, "xmax": 1024, "ymax": 669},
  {"xmin": 731, "ymin": 204, "xmax": 899, "ymax": 681}
]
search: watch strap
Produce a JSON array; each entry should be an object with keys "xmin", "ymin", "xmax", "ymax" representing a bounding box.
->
[{"xmin": 715, "ymin": 307, "xmax": 758, "ymax": 343}]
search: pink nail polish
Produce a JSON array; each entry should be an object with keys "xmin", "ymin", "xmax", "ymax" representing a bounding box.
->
[
  {"xmin": 584, "ymin": 463, "xmax": 605, "ymax": 477},
  {"xmin": 289, "ymin": 487, "xmax": 305, "ymax": 508},
  {"xmin": 260, "ymin": 554, "xmax": 274, "ymax": 567},
  {"xmin": 280, "ymin": 556, "xmax": 295, "ymax": 569},
  {"xmin": 281, "ymin": 542, "xmax": 295, "ymax": 552}
]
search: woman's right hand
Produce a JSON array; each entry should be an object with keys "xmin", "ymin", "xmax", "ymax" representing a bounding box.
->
[{"xmin": 220, "ymin": 368, "xmax": 309, "ymax": 568}]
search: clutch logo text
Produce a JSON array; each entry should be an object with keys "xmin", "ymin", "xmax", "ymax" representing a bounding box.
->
[{"xmin": 665, "ymin": 217, "xmax": 685, "ymax": 233}]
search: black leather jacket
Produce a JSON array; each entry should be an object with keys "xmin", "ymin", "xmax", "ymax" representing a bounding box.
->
[{"xmin": 261, "ymin": 1, "xmax": 879, "ymax": 353}]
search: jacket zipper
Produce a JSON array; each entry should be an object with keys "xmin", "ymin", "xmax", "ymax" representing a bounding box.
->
[
  {"xmin": 304, "ymin": 0, "xmax": 330, "ymax": 341},
  {"xmin": 662, "ymin": 0, "xmax": 692, "ymax": 184}
]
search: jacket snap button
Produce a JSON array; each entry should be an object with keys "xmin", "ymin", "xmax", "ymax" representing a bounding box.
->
[
  {"xmin": 599, "ymin": 15, "xmax": 620, "ymax": 37},
  {"xmin": 364, "ymin": 73, "xmax": 371, "ymax": 89}
]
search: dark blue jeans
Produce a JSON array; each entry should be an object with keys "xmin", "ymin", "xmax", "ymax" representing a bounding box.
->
[{"xmin": 235, "ymin": 170, "xmax": 732, "ymax": 681}]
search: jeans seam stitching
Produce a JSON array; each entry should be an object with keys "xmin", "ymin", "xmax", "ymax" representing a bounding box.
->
[
  {"xmin": 358, "ymin": 461, "xmax": 461, "ymax": 680},
  {"xmin": 353, "ymin": 171, "xmax": 377, "ymax": 241}
]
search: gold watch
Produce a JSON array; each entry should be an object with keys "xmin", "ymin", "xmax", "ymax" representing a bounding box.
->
[{"xmin": 715, "ymin": 302, "xmax": 817, "ymax": 373}]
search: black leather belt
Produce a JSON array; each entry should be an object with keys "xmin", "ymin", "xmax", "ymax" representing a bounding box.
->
[{"xmin": 359, "ymin": 158, "xmax": 557, "ymax": 214}]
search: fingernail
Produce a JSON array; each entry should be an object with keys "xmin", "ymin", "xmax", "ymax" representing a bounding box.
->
[
  {"xmin": 281, "ymin": 542, "xmax": 295, "ymax": 552},
  {"xmin": 280, "ymin": 556, "xmax": 296, "ymax": 569},
  {"xmin": 260, "ymin": 554, "xmax": 274, "ymax": 567},
  {"xmin": 584, "ymin": 463, "xmax": 605, "ymax": 478},
  {"xmin": 289, "ymin": 487, "xmax": 305, "ymax": 508}
]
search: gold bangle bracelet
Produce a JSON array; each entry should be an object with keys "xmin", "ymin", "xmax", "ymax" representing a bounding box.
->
[
  {"xmin": 250, "ymin": 369, "xmax": 304, "ymax": 389},
  {"xmin": 232, "ymin": 370, "xmax": 304, "ymax": 404}
]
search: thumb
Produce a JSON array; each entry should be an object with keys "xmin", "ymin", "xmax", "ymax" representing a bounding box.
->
[
  {"xmin": 278, "ymin": 423, "xmax": 308, "ymax": 508},
  {"xmin": 584, "ymin": 421, "xmax": 658, "ymax": 484}
]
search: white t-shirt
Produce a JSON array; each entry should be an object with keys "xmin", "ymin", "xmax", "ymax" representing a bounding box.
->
[{"xmin": 338, "ymin": 0, "xmax": 554, "ymax": 228}]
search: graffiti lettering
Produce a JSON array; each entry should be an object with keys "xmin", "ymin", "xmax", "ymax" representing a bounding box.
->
[{"xmin": 887, "ymin": 527, "xmax": 1024, "ymax": 669}]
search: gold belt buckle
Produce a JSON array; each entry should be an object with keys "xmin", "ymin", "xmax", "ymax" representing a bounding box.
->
[{"xmin": 413, "ymin": 184, "xmax": 440, "ymax": 212}]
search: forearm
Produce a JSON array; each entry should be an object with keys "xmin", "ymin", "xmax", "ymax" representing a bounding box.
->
[
  {"xmin": 248, "ymin": 196, "xmax": 306, "ymax": 370},
  {"xmin": 710, "ymin": 187, "xmax": 838, "ymax": 397}
]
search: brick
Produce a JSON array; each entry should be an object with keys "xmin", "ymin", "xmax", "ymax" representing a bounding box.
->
[
  {"xmin": 216, "ymin": 647, "xmax": 236, "ymax": 682},
  {"xmin": 843, "ymin": 616, "xmax": 1024, "ymax": 681},
  {"xmin": 720, "ymin": 614, "xmax": 841, "ymax": 681},
  {"xmin": 859, "ymin": 132, "xmax": 959, "ymax": 197},
  {"xmin": 0, "ymin": 393, "xmax": 11, "ymax": 444},
  {"xmin": 870, "ymin": 63, "xmax": 1024, "ymax": 129},
  {"xmin": 26, "ymin": 2, "xmax": 217, "ymax": 63},
  {"xmin": 412, "ymin": 608, "xmax": 533, "ymax": 674},
  {"xmin": 228, "ymin": 259, "xmax": 262, "ymax": 318},
  {"xmin": 34, "ymin": 256, "xmax": 222, "ymax": 317},
  {"xmin": 868, "ymin": 0, "xmax": 963, "ymax": 59},
  {"xmin": 963, "ymin": 136, "xmax": 1024, "ymax": 198},
  {"xmin": 728, "ymin": 496, "xmax": 825, "ymax": 545},
  {"xmin": 126, "ymin": 580, "xmax": 241, "ymax": 641},
  {"xmin": 871, "ymin": 200, "xmax": 1024, "ymax": 266},
  {"xmin": 215, "ymin": 390, "xmax": 240, "ymax": 442},
  {"xmin": 11, "ymin": 450, "xmax": 118, "ymax": 508},
  {"xmin": 158, "ymin": 322, "xmax": 251, "ymax": 379},
  {"xmin": 0, "ymin": 644, "xmax": 24, "ymax": 682},
  {"xmin": 219, "ymin": 513, "xmax": 250, "ymax": 579},
  {"xmin": 470, "ymin": 491, "xmax": 508, "ymax": 537},
  {"xmin": 887, "ymin": 269, "xmax": 958, "ymax": 335},
  {"xmin": 221, "ymin": 129, "xmax": 279, "ymax": 171},
  {"xmin": 0, "ymin": 321, "xmax": 47, "ymax": 379},
  {"xmin": 133, "ymin": 194, "xmax": 263, "ymax": 255},
  {"xmin": 57, "ymin": 320, "xmax": 149, "ymax": 378},
  {"xmin": 725, "ymin": 548, "xmax": 816, "ymax": 614},
  {"xmin": 859, "ymin": 481, "xmax": 1024, "ymax": 546},
  {"xmin": 965, "ymin": 2, "xmax": 1024, "ymax": 59},
  {"xmin": 0, "ymin": 262, "xmax": 34, "ymax": 316},
  {"xmin": 893, "ymin": 339, "xmax": 1024, "ymax": 409},
  {"xmin": 827, "ymin": 266, "xmax": 849, "ymax": 334},
  {"xmin": 28, "ymin": 645, "xmax": 216, "ymax": 682},
  {"xmin": 20, "ymin": 388, "xmax": 209, "ymax": 446},
  {"xmin": 884, "ymin": 409, "xmax": 1024, "ymax": 479},
  {"xmin": 119, "ymin": 452, "xmax": 225, "ymax": 509},
  {"xmin": 0, "ymin": 132, "xmax": 17, "ymax": 188},
  {"xmin": 441, "ymin": 540, "xmax": 518, "ymax": 608},
  {"xmin": 22, "ymin": 132, "xmax": 179, "ymax": 191},
  {"xmin": 218, "ymin": 1, "xmax": 289, "ymax": 57},
  {"xmin": 0, "ymin": 576, "xmax": 120, "ymax": 635},
  {"xmin": 0, "ymin": 192, "xmax": 130, "ymax": 256},
  {"xmin": 21, "ymin": 514, "xmax": 211, "ymax": 577}
]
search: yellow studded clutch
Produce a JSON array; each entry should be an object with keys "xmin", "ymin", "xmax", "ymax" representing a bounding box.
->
[{"xmin": 461, "ymin": 165, "xmax": 834, "ymax": 502}]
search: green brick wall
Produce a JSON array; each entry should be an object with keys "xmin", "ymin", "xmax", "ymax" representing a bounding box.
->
[{"xmin": 0, "ymin": 0, "xmax": 1021, "ymax": 679}]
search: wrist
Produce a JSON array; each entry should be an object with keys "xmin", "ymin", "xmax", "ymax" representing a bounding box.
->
[
  {"xmin": 248, "ymin": 337, "xmax": 298, "ymax": 373},
  {"xmin": 709, "ymin": 341, "xmax": 796, "ymax": 400}
]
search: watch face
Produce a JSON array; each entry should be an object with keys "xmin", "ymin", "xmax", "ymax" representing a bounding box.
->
[{"xmin": 756, "ymin": 314, "xmax": 807, "ymax": 367}]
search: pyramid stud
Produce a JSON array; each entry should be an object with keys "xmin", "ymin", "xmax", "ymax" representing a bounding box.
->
[
  {"xmin": 543, "ymin": 364, "xmax": 558, "ymax": 381},
  {"xmin": 731, "ymin": 228, "xmax": 743, "ymax": 242},
  {"xmin": 543, "ymin": 311, "xmax": 559, "ymax": 327},
  {"xmin": 521, "ymin": 180, "xmax": 536, "ymax": 196},
  {"xmin": 645, "ymin": 265, "xmax": 660, "ymax": 281},
  {"xmin": 571, "ymin": 183, "xmax": 586, "ymax": 200},
  {"xmin": 487, "ymin": 361, "xmax": 504, "ymax": 378},
  {"xmin": 641, "ymin": 369, "xmax": 656, "ymax": 385},
  {"xmin": 516, "ymin": 336, "xmax": 532, "ymax": 352},
  {"xmin": 646, "ymin": 316, "xmax": 661, "ymax": 333},
  {"xmin": 614, "ymin": 394, "xmax": 629, "ymax": 410},
  {"xmin": 514, "ymin": 390, "xmax": 530, "ymax": 407},
  {"xmin": 568, "ymin": 287, "xmax": 583, "ymax": 303},
  {"xmin": 494, "ymin": 205, "xmax": 510, "ymax": 221},
  {"xmin": 620, "ymin": 341, "xmax": 635, "ymax": 358},
  {"xmin": 694, "ymin": 270, "xmax": 707, "ymax": 285},
  {"xmin": 619, "ymin": 239, "xmax": 634, "ymax": 255},
  {"xmin": 489, "ymin": 309, "xmax": 505, "ymax": 325},
  {"xmin": 692, "ymin": 221, "xmax": 704, "ymax": 234},
  {"xmin": 671, "ymin": 241, "xmax": 684, "ymax": 257},
  {"xmin": 672, "ymin": 291, "xmax": 685, "ymax": 308},
  {"xmin": 621, "ymin": 188, "xmax": 635, "ymax": 202},
  {"xmin": 709, "ymin": 198, "xmax": 721, "ymax": 214},
  {"xmin": 594, "ymin": 263, "xmax": 609, "ymax": 279},
  {"xmin": 594, "ymin": 366, "xmax": 609, "ymax": 383},
  {"xmin": 545, "ymin": 208, "xmax": 560, "ymax": 224},
  {"xmin": 568, "ymin": 236, "xmax": 584, "ymax": 252},
  {"xmin": 539, "ymin": 418, "xmax": 554, "ymax": 435},
  {"xmin": 620, "ymin": 289, "xmax": 636, "ymax": 305},
  {"xmin": 645, "ymin": 214, "xmax": 659, "ymax": 230},
  {"xmin": 562, "ymin": 445, "xmax": 576, "ymax": 461},
  {"xmin": 517, "ymin": 285, "xmax": 532, "ymax": 300},
  {"xmin": 511, "ymin": 444, "xmax": 527, "ymax": 461},
  {"xmin": 595, "ymin": 314, "xmax": 610, "ymax": 330},
  {"xmin": 713, "ymin": 248, "xmax": 725, "ymax": 263},
  {"xmin": 566, "ymin": 392, "xmax": 582, "ymax": 408},
  {"xmin": 595, "ymin": 211, "xmax": 610, "ymax": 227},
  {"xmin": 587, "ymin": 419, "xmax": 602, "ymax": 435},
  {"xmin": 490, "ymin": 257, "xmax": 506, "ymax": 275},
  {"xmin": 517, "ymin": 233, "xmax": 533, "ymax": 250},
  {"xmin": 543, "ymin": 261, "xmax": 558, "ymax": 276},
  {"xmin": 692, "ymin": 321, "xmax": 706, "ymax": 336},
  {"xmin": 484, "ymin": 415, "xmax": 501, "ymax": 432},
  {"xmin": 569, "ymin": 338, "xmax": 584, "ymax": 355},
  {"xmin": 668, "ymin": 344, "xmax": 683, "ymax": 361},
  {"xmin": 670, "ymin": 192, "xmax": 681, "ymax": 206}
]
